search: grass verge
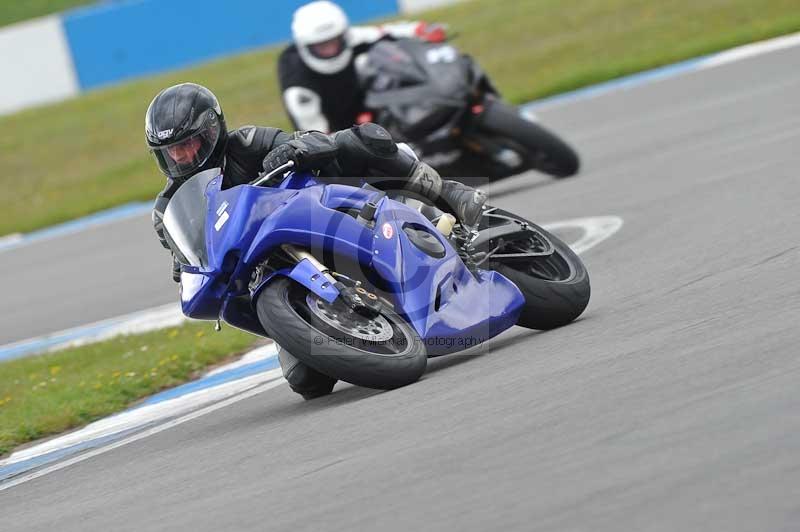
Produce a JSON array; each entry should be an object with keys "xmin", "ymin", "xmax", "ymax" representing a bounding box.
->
[
  {"xmin": 0, "ymin": 322, "xmax": 258, "ymax": 457},
  {"xmin": 0, "ymin": 0, "xmax": 94, "ymax": 28},
  {"xmin": 1, "ymin": 0, "xmax": 798, "ymax": 236}
]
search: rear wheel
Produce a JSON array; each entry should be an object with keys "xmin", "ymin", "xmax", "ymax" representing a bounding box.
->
[
  {"xmin": 483, "ymin": 209, "xmax": 590, "ymax": 329},
  {"xmin": 257, "ymin": 277, "xmax": 427, "ymax": 390},
  {"xmin": 479, "ymin": 99, "xmax": 580, "ymax": 178}
]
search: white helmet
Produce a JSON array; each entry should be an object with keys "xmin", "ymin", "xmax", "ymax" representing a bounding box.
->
[{"xmin": 292, "ymin": 1, "xmax": 352, "ymax": 75}]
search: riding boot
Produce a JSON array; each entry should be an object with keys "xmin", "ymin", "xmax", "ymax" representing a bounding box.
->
[
  {"xmin": 407, "ymin": 161, "xmax": 487, "ymax": 228},
  {"xmin": 332, "ymin": 123, "xmax": 487, "ymax": 227},
  {"xmin": 277, "ymin": 344, "xmax": 336, "ymax": 400}
]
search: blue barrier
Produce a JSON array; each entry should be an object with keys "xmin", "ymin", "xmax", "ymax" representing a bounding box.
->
[{"xmin": 63, "ymin": 0, "xmax": 400, "ymax": 90}]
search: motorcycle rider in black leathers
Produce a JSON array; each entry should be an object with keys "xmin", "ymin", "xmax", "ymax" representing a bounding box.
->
[
  {"xmin": 145, "ymin": 82, "xmax": 485, "ymax": 399},
  {"xmin": 278, "ymin": 0, "xmax": 446, "ymax": 132}
]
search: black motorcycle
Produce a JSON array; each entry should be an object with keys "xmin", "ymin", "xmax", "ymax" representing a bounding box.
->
[{"xmin": 357, "ymin": 38, "xmax": 580, "ymax": 181}]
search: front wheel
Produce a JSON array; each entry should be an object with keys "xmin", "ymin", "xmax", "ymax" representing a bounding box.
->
[
  {"xmin": 479, "ymin": 99, "xmax": 580, "ymax": 178},
  {"xmin": 256, "ymin": 277, "xmax": 427, "ymax": 390},
  {"xmin": 484, "ymin": 209, "xmax": 590, "ymax": 329}
]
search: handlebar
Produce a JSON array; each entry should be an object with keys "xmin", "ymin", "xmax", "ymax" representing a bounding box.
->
[{"xmin": 251, "ymin": 160, "xmax": 295, "ymax": 187}]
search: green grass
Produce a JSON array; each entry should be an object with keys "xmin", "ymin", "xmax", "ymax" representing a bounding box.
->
[
  {"xmin": 0, "ymin": 0, "xmax": 95, "ymax": 28},
  {"xmin": 1, "ymin": 0, "xmax": 799, "ymax": 237},
  {"xmin": 0, "ymin": 322, "xmax": 258, "ymax": 457}
]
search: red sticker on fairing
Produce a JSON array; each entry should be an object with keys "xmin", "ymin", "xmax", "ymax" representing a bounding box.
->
[{"xmin": 382, "ymin": 223, "xmax": 394, "ymax": 239}]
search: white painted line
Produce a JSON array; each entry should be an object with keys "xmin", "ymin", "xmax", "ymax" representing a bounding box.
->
[
  {"xmin": 0, "ymin": 303, "xmax": 184, "ymax": 361},
  {"xmin": 525, "ymin": 30, "xmax": 800, "ymax": 112},
  {"xmin": 520, "ymin": 107, "xmax": 539, "ymax": 122},
  {"xmin": 697, "ymin": 32, "xmax": 800, "ymax": 70},
  {"xmin": 1, "ymin": 344, "xmax": 279, "ymax": 472},
  {"xmin": 543, "ymin": 216, "xmax": 624, "ymax": 255},
  {"xmin": 0, "ymin": 233, "xmax": 22, "ymax": 247},
  {"xmin": 0, "ymin": 377, "xmax": 287, "ymax": 493},
  {"xmin": 205, "ymin": 344, "xmax": 277, "ymax": 377},
  {"xmin": 2, "ymin": 366, "xmax": 282, "ymax": 467}
]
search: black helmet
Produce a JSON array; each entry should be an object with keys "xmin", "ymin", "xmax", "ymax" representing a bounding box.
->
[{"xmin": 145, "ymin": 83, "xmax": 228, "ymax": 180}]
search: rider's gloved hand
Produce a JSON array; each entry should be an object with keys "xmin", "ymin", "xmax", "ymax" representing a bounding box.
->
[
  {"xmin": 414, "ymin": 22, "xmax": 447, "ymax": 43},
  {"xmin": 262, "ymin": 143, "xmax": 296, "ymax": 173},
  {"xmin": 262, "ymin": 132, "xmax": 338, "ymax": 174}
]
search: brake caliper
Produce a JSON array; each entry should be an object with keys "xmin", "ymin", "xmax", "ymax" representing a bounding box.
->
[{"xmin": 334, "ymin": 281, "xmax": 382, "ymax": 319}]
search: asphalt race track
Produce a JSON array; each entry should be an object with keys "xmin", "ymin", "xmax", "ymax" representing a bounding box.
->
[
  {"xmin": 0, "ymin": 214, "xmax": 176, "ymax": 346},
  {"xmin": 2, "ymin": 45, "xmax": 799, "ymax": 531}
]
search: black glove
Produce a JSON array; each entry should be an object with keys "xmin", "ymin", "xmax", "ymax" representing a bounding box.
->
[
  {"xmin": 261, "ymin": 143, "xmax": 296, "ymax": 174},
  {"xmin": 332, "ymin": 123, "xmax": 416, "ymax": 177},
  {"xmin": 262, "ymin": 132, "xmax": 338, "ymax": 174}
]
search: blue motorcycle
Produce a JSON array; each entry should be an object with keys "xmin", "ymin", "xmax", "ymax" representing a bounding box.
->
[{"xmin": 163, "ymin": 163, "xmax": 590, "ymax": 390}]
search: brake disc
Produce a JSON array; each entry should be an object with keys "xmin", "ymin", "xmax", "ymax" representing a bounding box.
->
[{"xmin": 305, "ymin": 294, "xmax": 394, "ymax": 342}]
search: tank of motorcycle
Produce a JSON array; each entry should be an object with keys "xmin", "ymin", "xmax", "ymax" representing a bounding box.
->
[
  {"xmin": 180, "ymin": 172, "xmax": 525, "ymax": 354},
  {"xmin": 363, "ymin": 39, "xmax": 475, "ymax": 143}
]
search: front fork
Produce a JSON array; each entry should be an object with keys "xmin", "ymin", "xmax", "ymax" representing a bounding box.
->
[
  {"xmin": 281, "ymin": 244, "xmax": 382, "ymax": 318},
  {"xmin": 282, "ymin": 245, "xmax": 338, "ymax": 287}
]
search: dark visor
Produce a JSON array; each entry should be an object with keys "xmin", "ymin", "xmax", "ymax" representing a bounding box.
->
[
  {"xmin": 151, "ymin": 116, "xmax": 220, "ymax": 178},
  {"xmin": 308, "ymin": 35, "xmax": 346, "ymax": 59}
]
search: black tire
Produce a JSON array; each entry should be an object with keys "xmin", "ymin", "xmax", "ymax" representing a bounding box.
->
[
  {"xmin": 479, "ymin": 99, "xmax": 580, "ymax": 178},
  {"xmin": 256, "ymin": 277, "xmax": 427, "ymax": 390},
  {"xmin": 487, "ymin": 209, "xmax": 590, "ymax": 329}
]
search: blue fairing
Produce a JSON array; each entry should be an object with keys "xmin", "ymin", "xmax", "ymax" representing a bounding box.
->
[{"xmin": 179, "ymin": 171, "xmax": 525, "ymax": 355}]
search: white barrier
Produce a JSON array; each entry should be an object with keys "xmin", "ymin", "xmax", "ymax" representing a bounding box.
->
[
  {"xmin": 0, "ymin": 16, "xmax": 78, "ymax": 115},
  {"xmin": 399, "ymin": 0, "xmax": 465, "ymax": 14},
  {"xmin": 0, "ymin": 0, "xmax": 466, "ymax": 116}
]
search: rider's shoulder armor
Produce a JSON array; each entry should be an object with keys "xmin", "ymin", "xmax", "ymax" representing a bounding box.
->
[{"xmin": 224, "ymin": 126, "xmax": 291, "ymax": 187}]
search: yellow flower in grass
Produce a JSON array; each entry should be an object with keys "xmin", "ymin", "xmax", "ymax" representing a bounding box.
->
[
  {"xmin": 49, "ymin": 366, "xmax": 61, "ymax": 376},
  {"xmin": 112, "ymin": 371, "xmax": 122, "ymax": 378}
]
